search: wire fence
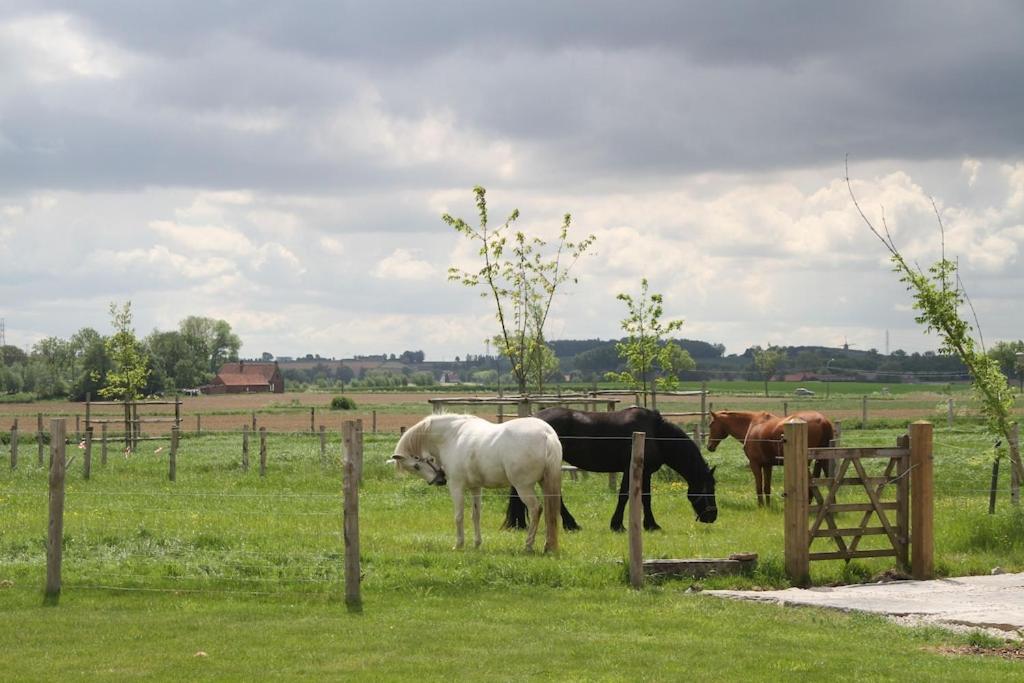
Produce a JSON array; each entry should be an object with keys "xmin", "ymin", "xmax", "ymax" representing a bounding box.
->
[{"xmin": 2, "ymin": 420, "xmax": 1019, "ymax": 599}]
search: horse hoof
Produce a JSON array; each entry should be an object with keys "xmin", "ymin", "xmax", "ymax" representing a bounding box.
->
[
  {"xmin": 565, "ymin": 523, "xmax": 582, "ymax": 533},
  {"xmin": 610, "ymin": 525, "xmax": 625, "ymax": 533},
  {"xmin": 644, "ymin": 524, "xmax": 662, "ymax": 532}
]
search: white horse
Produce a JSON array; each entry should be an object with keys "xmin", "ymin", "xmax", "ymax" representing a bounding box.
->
[{"xmin": 388, "ymin": 414, "xmax": 562, "ymax": 553}]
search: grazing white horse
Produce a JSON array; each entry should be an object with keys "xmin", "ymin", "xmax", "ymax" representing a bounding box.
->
[{"xmin": 389, "ymin": 414, "xmax": 562, "ymax": 553}]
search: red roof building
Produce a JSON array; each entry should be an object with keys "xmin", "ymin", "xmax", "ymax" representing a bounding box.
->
[{"xmin": 204, "ymin": 361, "xmax": 285, "ymax": 394}]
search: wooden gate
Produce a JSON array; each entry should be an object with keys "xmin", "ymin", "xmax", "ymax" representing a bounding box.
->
[{"xmin": 783, "ymin": 420, "xmax": 933, "ymax": 585}]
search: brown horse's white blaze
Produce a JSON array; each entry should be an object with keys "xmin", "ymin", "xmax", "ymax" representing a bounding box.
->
[
  {"xmin": 389, "ymin": 414, "xmax": 561, "ymax": 553},
  {"xmin": 707, "ymin": 410, "xmax": 834, "ymax": 507}
]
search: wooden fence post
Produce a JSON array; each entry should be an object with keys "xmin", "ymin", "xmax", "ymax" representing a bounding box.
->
[
  {"xmin": 83, "ymin": 426, "xmax": 92, "ymax": 480},
  {"xmin": 355, "ymin": 419, "xmax": 364, "ymax": 484},
  {"xmin": 169, "ymin": 426, "xmax": 179, "ymax": 482},
  {"xmin": 75, "ymin": 415, "xmax": 80, "ymax": 443},
  {"xmin": 319, "ymin": 425, "xmax": 327, "ymax": 467},
  {"xmin": 1009, "ymin": 423, "xmax": 1020, "ymax": 507},
  {"xmin": 10, "ymin": 422, "xmax": 17, "ymax": 470},
  {"xmin": 242, "ymin": 424, "xmax": 250, "ymax": 472},
  {"xmin": 45, "ymin": 419, "xmax": 66, "ymax": 603},
  {"xmin": 101, "ymin": 424, "xmax": 108, "ymax": 466},
  {"xmin": 343, "ymin": 419, "xmax": 362, "ymax": 611},
  {"xmin": 783, "ymin": 419, "xmax": 810, "ymax": 586},
  {"xmin": 699, "ymin": 382, "xmax": 708, "ymax": 443},
  {"xmin": 37, "ymin": 413, "xmax": 44, "ymax": 466},
  {"xmin": 251, "ymin": 411, "xmax": 257, "ymax": 433},
  {"xmin": 895, "ymin": 434, "xmax": 911, "ymax": 571},
  {"xmin": 517, "ymin": 399, "xmax": 530, "ymax": 418},
  {"xmin": 310, "ymin": 407, "xmax": 316, "ymax": 434},
  {"xmin": 861, "ymin": 396, "xmax": 868, "ymax": 425},
  {"xmin": 132, "ymin": 401, "xmax": 140, "ymax": 451},
  {"xmin": 783, "ymin": 401, "xmax": 788, "ymax": 416},
  {"xmin": 947, "ymin": 398, "xmax": 955, "ymax": 427},
  {"xmin": 259, "ymin": 427, "xmax": 267, "ymax": 477},
  {"xmin": 628, "ymin": 431, "xmax": 646, "ymax": 589},
  {"xmin": 372, "ymin": 410, "xmax": 377, "ymax": 434},
  {"xmin": 123, "ymin": 401, "xmax": 131, "ymax": 452},
  {"xmin": 910, "ymin": 421, "xmax": 934, "ymax": 580}
]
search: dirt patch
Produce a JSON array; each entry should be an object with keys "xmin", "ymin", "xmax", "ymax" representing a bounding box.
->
[{"xmin": 936, "ymin": 645, "xmax": 1024, "ymax": 661}]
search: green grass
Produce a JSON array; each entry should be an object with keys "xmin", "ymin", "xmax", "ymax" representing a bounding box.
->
[{"xmin": 2, "ymin": 425, "xmax": 1024, "ymax": 679}]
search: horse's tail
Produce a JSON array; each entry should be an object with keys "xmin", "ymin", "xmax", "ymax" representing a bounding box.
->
[
  {"xmin": 819, "ymin": 416, "xmax": 835, "ymax": 448},
  {"xmin": 541, "ymin": 432, "xmax": 562, "ymax": 553}
]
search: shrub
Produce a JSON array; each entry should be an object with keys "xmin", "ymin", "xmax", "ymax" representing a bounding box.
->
[{"xmin": 330, "ymin": 396, "xmax": 357, "ymax": 410}]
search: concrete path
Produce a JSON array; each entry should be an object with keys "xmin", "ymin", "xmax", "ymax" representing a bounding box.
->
[{"xmin": 707, "ymin": 573, "xmax": 1024, "ymax": 638}]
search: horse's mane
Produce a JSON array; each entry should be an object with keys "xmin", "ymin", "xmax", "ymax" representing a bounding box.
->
[
  {"xmin": 652, "ymin": 411, "xmax": 714, "ymax": 481},
  {"xmin": 397, "ymin": 414, "xmax": 481, "ymax": 456},
  {"xmin": 396, "ymin": 417, "xmax": 430, "ymax": 456}
]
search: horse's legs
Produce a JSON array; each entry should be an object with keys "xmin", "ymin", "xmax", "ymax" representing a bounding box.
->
[
  {"xmin": 748, "ymin": 459, "xmax": 765, "ymax": 507},
  {"xmin": 642, "ymin": 470, "xmax": 661, "ymax": 531},
  {"xmin": 470, "ymin": 487, "xmax": 483, "ymax": 548},
  {"xmin": 609, "ymin": 470, "xmax": 630, "ymax": 532},
  {"xmin": 503, "ymin": 487, "xmax": 529, "ymax": 530},
  {"xmin": 763, "ymin": 463, "xmax": 774, "ymax": 508},
  {"xmin": 514, "ymin": 484, "xmax": 541, "ymax": 552},
  {"xmin": 560, "ymin": 499, "xmax": 581, "ymax": 532},
  {"xmin": 450, "ymin": 485, "xmax": 466, "ymax": 550}
]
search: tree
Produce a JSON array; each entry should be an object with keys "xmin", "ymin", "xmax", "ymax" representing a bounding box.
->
[
  {"xmin": 607, "ymin": 279, "xmax": 694, "ymax": 407},
  {"xmin": 179, "ymin": 316, "xmax": 241, "ymax": 377},
  {"xmin": 988, "ymin": 340, "xmax": 1024, "ymax": 390},
  {"xmin": 68, "ymin": 328, "xmax": 108, "ymax": 401},
  {"xmin": 99, "ymin": 302, "xmax": 150, "ymax": 401},
  {"xmin": 446, "ymin": 186, "xmax": 594, "ymax": 394},
  {"xmin": 752, "ymin": 345, "xmax": 784, "ymax": 397},
  {"xmin": 848, "ymin": 168, "xmax": 1024, "ymax": 498}
]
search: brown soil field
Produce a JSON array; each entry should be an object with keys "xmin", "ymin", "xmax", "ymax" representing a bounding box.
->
[{"xmin": 1, "ymin": 389, "xmax": 1010, "ymax": 437}]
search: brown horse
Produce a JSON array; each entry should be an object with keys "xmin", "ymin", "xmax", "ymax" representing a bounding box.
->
[{"xmin": 706, "ymin": 410, "xmax": 834, "ymax": 507}]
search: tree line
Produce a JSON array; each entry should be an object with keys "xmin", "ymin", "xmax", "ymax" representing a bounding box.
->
[{"xmin": 0, "ymin": 306, "xmax": 240, "ymax": 401}]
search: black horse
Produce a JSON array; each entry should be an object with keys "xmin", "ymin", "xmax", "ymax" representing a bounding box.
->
[{"xmin": 503, "ymin": 406, "xmax": 718, "ymax": 532}]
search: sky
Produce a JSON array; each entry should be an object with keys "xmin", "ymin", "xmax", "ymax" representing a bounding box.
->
[{"xmin": 1, "ymin": 1, "xmax": 1022, "ymax": 361}]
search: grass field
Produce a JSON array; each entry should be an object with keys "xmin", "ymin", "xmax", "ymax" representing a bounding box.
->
[{"xmin": 3, "ymin": 412, "xmax": 1024, "ymax": 679}]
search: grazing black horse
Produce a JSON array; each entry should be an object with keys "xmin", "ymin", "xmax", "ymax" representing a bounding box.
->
[{"xmin": 503, "ymin": 406, "xmax": 718, "ymax": 532}]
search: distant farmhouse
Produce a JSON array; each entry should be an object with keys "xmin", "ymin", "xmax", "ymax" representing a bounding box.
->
[{"xmin": 203, "ymin": 361, "xmax": 285, "ymax": 394}]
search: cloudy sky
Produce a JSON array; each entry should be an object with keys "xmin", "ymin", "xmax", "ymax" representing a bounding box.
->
[{"xmin": 2, "ymin": 1, "xmax": 1022, "ymax": 361}]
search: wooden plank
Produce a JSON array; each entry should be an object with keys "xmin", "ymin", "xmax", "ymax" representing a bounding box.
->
[
  {"xmin": 783, "ymin": 419, "xmax": 809, "ymax": 586},
  {"xmin": 846, "ymin": 456, "xmax": 899, "ymax": 557},
  {"xmin": 343, "ymin": 419, "xmax": 362, "ymax": 611},
  {"xmin": 910, "ymin": 421, "xmax": 934, "ymax": 580},
  {"xmin": 811, "ymin": 527, "xmax": 890, "ymax": 538},
  {"xmin": 45, "ymin": 419, "xmax": 66, "ymax": 602},
  {"xmin": 896, "ymin": 435, "xmax": 910, "ymax": 570},
  {"xmin": 810, "ymin": 502, "xmax": 898, "ymax": 514},
  {"xmin": 850, "ymin": 456, "xmax": 901, "ymax": 550},
  {"xmin": 810, "ymin": 476, "xmax": 893, "ymax": 487},
  {"xmin": 810, "ymin": 549, "xmax": 897, "ymax": 561},
  {"xmin": 643, "ymin": 555, "xmax": 758, "ymax": 579},
  {"xmin": 628, "ymin": 431, "xmax": 646, "ymax": 589},
  {"xmin": 169, "ymin": 426, "xmax": 178, "ymax": 481},
  {"xmin": 804, "ymin": 447, "xmax": 910, "ymax": 460},
  {"xmin": 259, "ymin": 427, "xmax": 267, "ymax": 477}
]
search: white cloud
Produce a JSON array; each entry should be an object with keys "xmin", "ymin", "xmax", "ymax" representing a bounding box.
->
[
  {"xmin": 0, "ymin": 13, "xmax": 135, "ymax": 82},
  {"xmin": 149, "ymin": 220, "xmax": 254, "ymax": 253},
  {"xmin": 373, "ymin": 248, "xmax": 437, "ymax": 281},
  {"xmin": 962, "ymin": 158, "xmax": 981, "ymax": 188}
]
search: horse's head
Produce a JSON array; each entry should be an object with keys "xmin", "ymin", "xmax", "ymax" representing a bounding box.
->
[
  {"xmin": 706, "ymin": 412, "xmax": 728, "ymax": 452},
  {"xmin": 387, "ymin": 452, "xmax": 447, "ymax": 486},
  {"xmin": 688, "ymin": 466, "xmax": 718, "ymax": 523}
]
